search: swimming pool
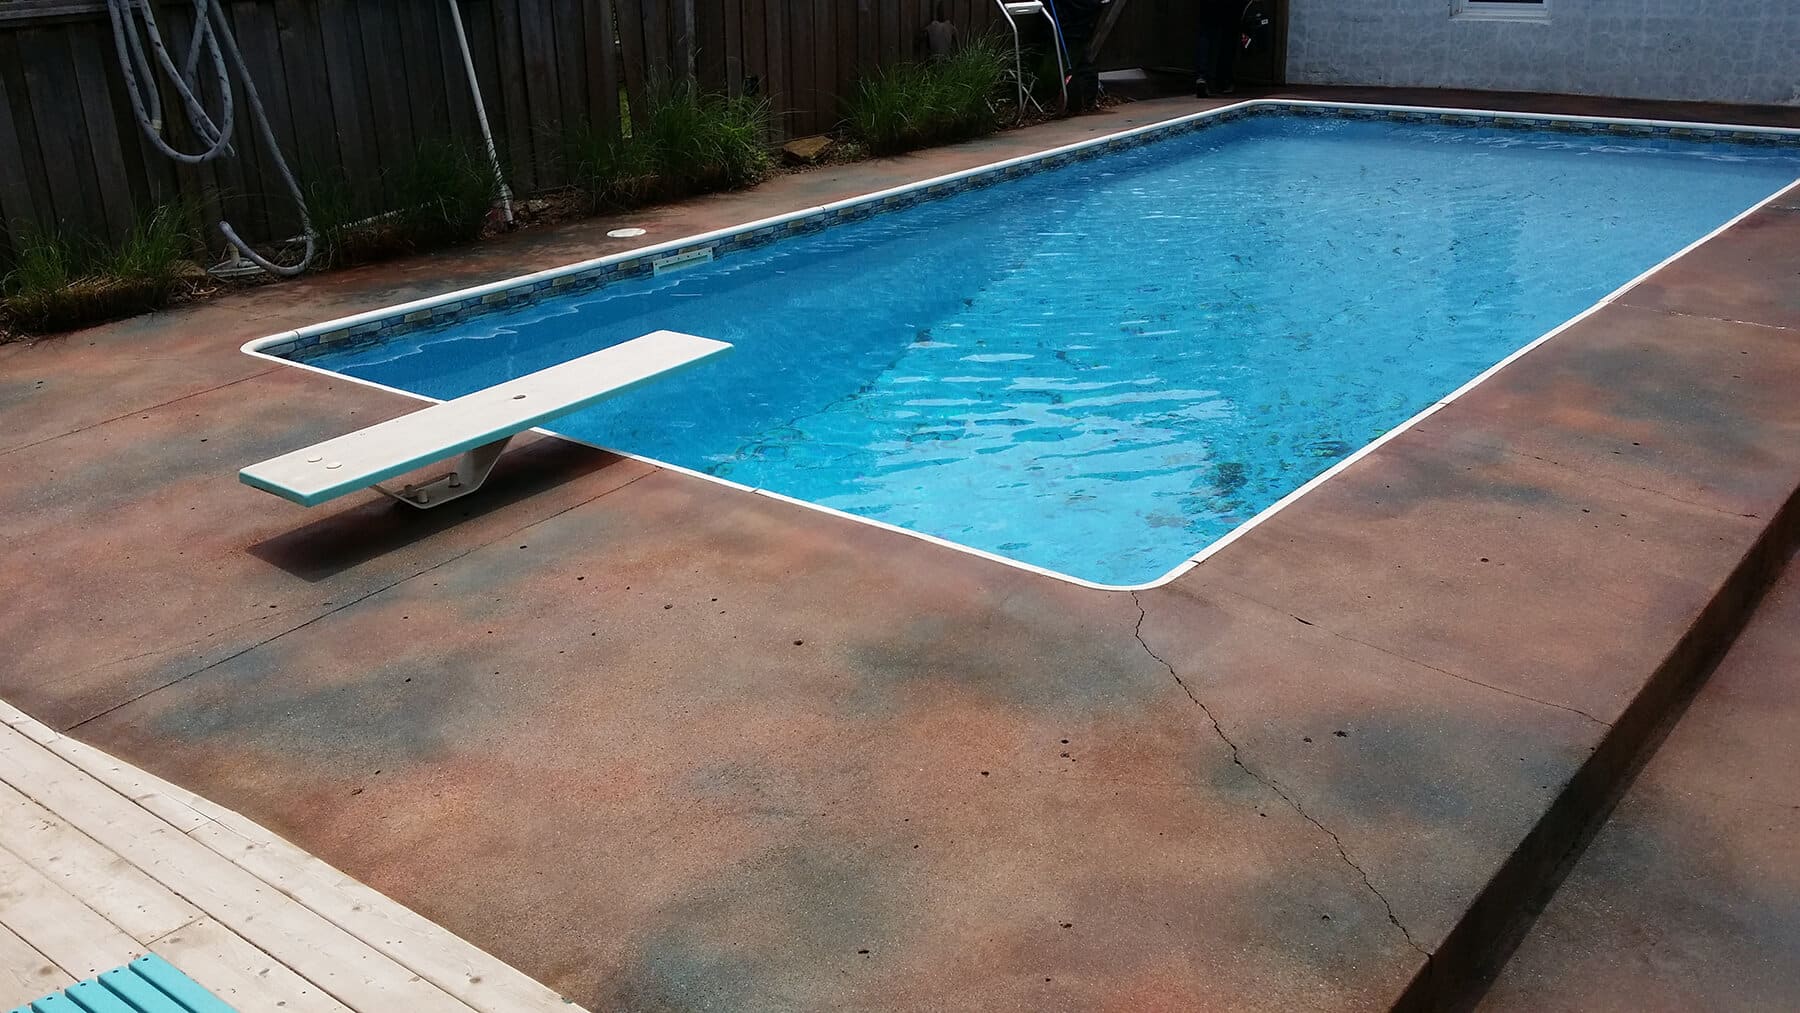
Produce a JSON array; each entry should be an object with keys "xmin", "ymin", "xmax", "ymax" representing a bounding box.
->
[{"xmin": 253, "ymin": 102, "xmax": 1800, "ymax": 588}]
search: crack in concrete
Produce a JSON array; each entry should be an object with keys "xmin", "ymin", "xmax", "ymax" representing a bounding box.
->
[
  {"xmin": 64, "ymin": 468, "xmax": 659, "ymax": 732},
  {"xmin": 0, "ymin": 366, "xmax": 283, "ymax": 459},
  {"xmin": 1430, "ymin": 429, "xmax": 1764, "ymax": 523},
  {"xmin": 1129, "ymin": 591, "xmax": 1432, "ymax": 960},
  {"xmin": 1213, "ymin": 583, "xmax": 1612, "ymax": 728},
  {"xmin": 1307, "ymin": 620, "xmax": 1611, "ymax": 728},
  {"xmin": 52, "ymin": 612, "xmax": 286, "ymax": 692},
  {"xmin": 1635, "ymin": 304, "xmax": 1799, "ymax": 336},
  {"xmin": 1508, "ymin": 446, "xmax": 1763, "ymax": 521}
]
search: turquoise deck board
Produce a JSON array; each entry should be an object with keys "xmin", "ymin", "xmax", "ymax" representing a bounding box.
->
[
  {"xmin": 126, "ymin": 957, "xmax": 234, "ymax": 1013},
  {"xmin": 61, "ymin": 982, "xmax": 135, "ymax": 1013},
  {"xmin": 12, "ymin": 956, "xmax": 234, "ymax": 1013},
  {"xmin": 95, "ymin": 970, "xmax": 184, "ymax": 1013}
]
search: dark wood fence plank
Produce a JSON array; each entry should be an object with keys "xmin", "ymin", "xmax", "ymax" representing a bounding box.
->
[
  {"xmin": 463, "ymin": 0, "xmax": 521, "ymax": 188},
  {"xmin": 854, "ymin": 0, "xmax": 875, "ymax": 79},
  {"xmin": 784, "ymin": 0, "xmax": 811, "ymax": 135},
  {"xmin": 396, "ymin": 0, "xmax": 452, "ymax": 142},
  {"xmin": 833, "ymin": 0, "xmax": 854, "ymax": 112},
  {"xmin": 879, "ymin": 0, "xmax": 898, "ymax": 63},
  {"xmin": 0, "ymin": 50, "xmax": 36, "ymax": 253},
  {"xmin": 355, "ymin": 0, "xmax": 415, "ymax": 179},
  {"xmin": 614, "ymin": 0, "xmax": 648, "ymax": 126},
  {"xmin": 274, "ymin": 0, "xmax": 343, "ymax": 182},
  {"xmin": 157, "ymin": 2, "xmax": 230, "ymax": 252},
  {"xmin": 17, "ymin": 27, "xmax": 105, "ymax": 235},
  {"xmin": 759, "ymin": 0, "xmax": 784, "ymax": 135},
  {"xmin": 0, "ymin": 0, "xmax": 1182, "ymax": 250},
  {"xmin": 514, "ymin": 0, "xmax": 563, "ymax": 182},
  {"xmin": 67, "ymin": 20, "xmax": 136, "ymax": 236},
  {"xmin": 695, "ymin": 0, "xmax": 724, "ymax": 92},
  {"xmin": 582, "ymin": 0, "xmax": 620, "ymax": 137},
  {"xmin": 89, "ymin": 18, "xmax": 171, "ymax": 219},
  {"xmin": 720, "ymin": 0, "xmax": 741, "ymax": 94},
  {"xmin": 641, "ymin": 0, "xmax": 668, "ymax": 80},
  {"xmin": 739, "ymin": 0, "xmax": 765, "ymax": 101},
  {"xmin": 314, "ymin": 0, "xmax": 375, "ymax": 185},
  {"xmin": 810, "ymin": 0, "xmax": 831, "ymax": 133},
  {"xmin": 548, "ymin": 0, "xmax": 589, "ymax": 146},
  {"xmin": 434, "ymin": 2, "xmax": 478, "ymax": 139},
  {"xmin": 226, "ymin": 0, "xmax": 296, "ymax": 237},
  {"xmin": 0, "ymin": 33, "xmax": 53, "ymax": 242},
  {"xmin": 673, "ymin": 0, "xmax": 695, "ymax": 79},
  {"xmin": 487, "ymin": 0, "xmax": 536, "ymax": 186}
]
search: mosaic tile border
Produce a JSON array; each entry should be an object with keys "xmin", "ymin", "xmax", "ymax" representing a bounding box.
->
[{"xmin": 255, "ymin": 101, "xmax": 1799, "ymax": 362}]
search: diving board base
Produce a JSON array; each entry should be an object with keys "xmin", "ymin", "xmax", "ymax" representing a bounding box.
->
[{"xmin": 372, "ymin": 435, "xmax": 511, "ymax": 508}]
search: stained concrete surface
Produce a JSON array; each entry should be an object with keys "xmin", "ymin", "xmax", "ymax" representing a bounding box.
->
[
  {"xmin": 3, "ymin": 92, "xmax": 1799, "ymax": 1010},
  {"xmin": 1481, "ymin": 556, "xmax": 1800, "ymax": 1012}
]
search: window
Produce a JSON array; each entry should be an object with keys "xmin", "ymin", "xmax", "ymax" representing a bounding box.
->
[{"xmin": 1452, "ymin": 0, "xmax": 1549, "ymax": 21}]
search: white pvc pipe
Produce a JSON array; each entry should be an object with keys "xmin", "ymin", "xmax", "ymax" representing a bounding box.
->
[{"xmin": 446, "ymin": 0, "xmax": 515, "ymax": 224}]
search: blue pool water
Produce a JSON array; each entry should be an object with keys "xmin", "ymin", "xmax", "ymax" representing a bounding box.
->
[{"xmin": 303, "ymin": 111, "xmax": 1800, "ymax": 585}]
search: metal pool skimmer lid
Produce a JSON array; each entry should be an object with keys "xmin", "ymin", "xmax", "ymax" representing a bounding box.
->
[{"xmin": 9, "ymin": 954, "xmax": 236, "ymax": 1013}]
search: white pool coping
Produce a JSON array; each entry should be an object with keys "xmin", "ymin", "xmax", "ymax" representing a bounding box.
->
[{"xmin": 243, "ymin": 98, "xmax": 1800, "ymax": 593}]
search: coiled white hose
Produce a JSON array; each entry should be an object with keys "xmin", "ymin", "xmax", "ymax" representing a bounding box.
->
[{"xmin": 106, "ymin": 0, "xmax": 314, "ymax": 276}]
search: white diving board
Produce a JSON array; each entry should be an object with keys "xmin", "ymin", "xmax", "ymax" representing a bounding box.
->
[{"xmin": 241, "ymin": 330, "xmax": 730, "ymax": 509}]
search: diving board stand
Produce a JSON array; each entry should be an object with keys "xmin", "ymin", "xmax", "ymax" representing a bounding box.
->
[{"xmin": 240, "ymin": 330, "xmax": 730, "ymax": 508}]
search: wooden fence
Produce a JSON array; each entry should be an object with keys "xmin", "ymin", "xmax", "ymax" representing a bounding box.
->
[{"xmin": 0, "ymin": 0, "xmax": 1197, "ymax": 257}]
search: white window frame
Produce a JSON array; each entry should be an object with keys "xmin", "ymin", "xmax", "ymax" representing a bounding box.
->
[{"xmin": 1452, "ymin": 0, "xmax": 1550, "ymax": 22}]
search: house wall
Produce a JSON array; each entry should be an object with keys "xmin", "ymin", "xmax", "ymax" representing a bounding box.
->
[{"xmin": 1284, "ymin": 0, "xmax": 1800, "ymax": 107}]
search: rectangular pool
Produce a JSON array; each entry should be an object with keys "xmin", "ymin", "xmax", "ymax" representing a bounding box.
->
[{"xmin": 259, "ymin": 102, "xmax": 1800, "ymax": 588}]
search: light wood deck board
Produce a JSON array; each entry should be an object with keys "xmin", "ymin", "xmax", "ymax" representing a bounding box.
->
[
  {"xmin": 0, "ymin": 722, "xmax": 473, "ymax": 1012},
  {"xmin": 0, "ymin": 923, "xmax": 73, "ymax": 1010},
  {"xmin": 0, "ymin": 701, "xmax": 580, "ymax": 1013},
  {"xmin": 0, "ymin": 781, "xmax": 202, "ymax": 944},
  {"xmin": 0, "ymin": 844, "xmax": 143, "ymax": 979},
  {"xmin": 151, "ymin": 917, "xmax": 354, "ymax": 1013},
  {"xmin": 41, "ymin": 736, "xmax": 212, "ymax": 834},
  {"xmin": 189, "ymin": 822, "xmax": 568, "ymax": 1012}
]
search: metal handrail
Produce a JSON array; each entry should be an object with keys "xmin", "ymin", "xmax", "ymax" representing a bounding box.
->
[{"xmin": 992, "ymin": 0, "xmax": 1068, "ymax": 118}]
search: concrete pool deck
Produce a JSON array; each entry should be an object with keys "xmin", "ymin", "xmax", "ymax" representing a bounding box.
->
[
  {"xmin": 1481, "ymin": 551, "xmax": 1800, "ymax": 1012},
  {"xmin": 2, "ymin": 90, "xmax": 1799, "ymax": 1010}
]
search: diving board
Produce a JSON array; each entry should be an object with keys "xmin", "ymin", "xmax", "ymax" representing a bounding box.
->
[{"xmin": 240, "ymin": 330, "xmax": 730, "ymax": 509}]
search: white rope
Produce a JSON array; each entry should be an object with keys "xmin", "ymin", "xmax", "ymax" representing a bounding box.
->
[{"xmin": 107, "ymin": 0, "xmax": 314, "ymax": 276}]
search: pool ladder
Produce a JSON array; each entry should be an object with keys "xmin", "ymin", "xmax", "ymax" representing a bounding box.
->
[{"xmin": 993, "ymin": 0, "xmax": 1068, "ymax": 118}]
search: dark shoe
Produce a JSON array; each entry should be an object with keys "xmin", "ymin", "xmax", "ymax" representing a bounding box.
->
[{"xmin": 1217, "ymin": 82, "xmax": 1236, "ymax": 95}]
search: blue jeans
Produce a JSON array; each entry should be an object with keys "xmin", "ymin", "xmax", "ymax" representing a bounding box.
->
[{"xmin": 1196, "ymin": 0, "xmax": 1238, "ymax": 88}]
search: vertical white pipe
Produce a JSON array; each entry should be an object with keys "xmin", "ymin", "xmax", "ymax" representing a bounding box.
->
[{"xmin": 446, "ymin": 0, "xmax": 515, "ymax": 224}]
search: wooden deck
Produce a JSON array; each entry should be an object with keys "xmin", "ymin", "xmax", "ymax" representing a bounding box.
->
[{"xmin": 0, "ymin": 701, "xmax": 577, "ymax": 1013}]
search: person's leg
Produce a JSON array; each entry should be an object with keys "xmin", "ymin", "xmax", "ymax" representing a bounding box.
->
[
  {"xmin": 1213, "ymin": 1, "xmax": 1238, "ymax": 91},
  {"xmin": 1194, "ymin": 2, "xmax": 1215, "ymax": 93},
  {"xmin": 1060, "ymin": 0, "xmax": 1104, "ymax": 111},
  {"xmin": 1195, "ymin": 0, "xmax": 1236, "ymax": 95}
]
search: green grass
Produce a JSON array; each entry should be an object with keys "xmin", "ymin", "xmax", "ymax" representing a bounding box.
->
[
  {"xmin": 563, "ymin": 117, "xmax": 658, "ymax": 211},
  {"xmin": 844, "ymin": 39, "xmax": 1009, "ymax": 155},
  {"xmin": 303, "ymin": 139, "xmax": 500, "ymax": 267},
  {"xmin": 1, "ymin": 204, "xmax": 197, "ymax": 335},
  {"xmin": 565, "ymin": 81, "xmax": 771, "ymax": 211},
  {"xmin": 299, "ymin": 166, "xmax": 385, "ymax": 267},
  {"xmin": 639, "ymin": 80, "xmax": 772, "ymax": 195},
  {"xmin": 391, "ymin": 140, "xmax": 502, "ymax": 248}
]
